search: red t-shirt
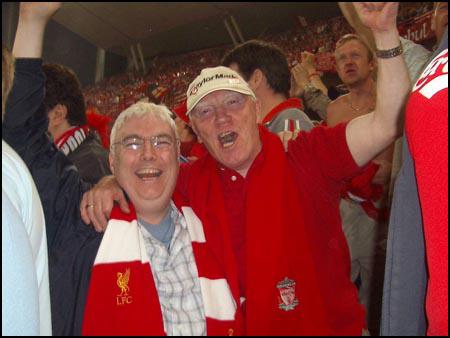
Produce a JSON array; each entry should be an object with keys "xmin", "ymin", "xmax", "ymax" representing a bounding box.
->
[
  {"xmin": 176, "ymin": 123, "xmax": 366, "ymax": 334},
  {"xmin": 405, "ymin": 48, "xmax": 448, "ymax": 336},
  {"xmin": 287, "ymin": 123, "xmax": 366, "ymax": 333}
]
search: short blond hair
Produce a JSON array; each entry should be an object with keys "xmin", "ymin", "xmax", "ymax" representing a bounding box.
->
[
  {"xmin": 335, "ymin": 34, "xmax": 374, "ymax": 62},
  {"xmin": 2, "ymin": 45, "xmax": 15, "ymax": 120}
]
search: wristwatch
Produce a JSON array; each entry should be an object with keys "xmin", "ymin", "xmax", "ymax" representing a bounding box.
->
[{"xmin": 375, "ymin": 42, "xmax": 403, "ymax": 59}]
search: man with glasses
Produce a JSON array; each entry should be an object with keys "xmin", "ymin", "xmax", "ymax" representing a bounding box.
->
[
  {"xmin": 2, "ymin": 3, "xmax": 242, "ymax": 335},
  {"xmin": 83, "ymin": 3, "xmax": 412, "ymax": 335}
]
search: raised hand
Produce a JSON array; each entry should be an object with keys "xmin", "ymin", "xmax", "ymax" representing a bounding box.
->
[
  {"xmin": 353, "ymin": 2, "xmax": 399, "ymax": 33},
  {"xmin": 290, "ymin": 64, "xmax": 309, "ymax": 97},
  {"xmin": 14, "ymin": 2, "xmax": 62, "ymax": 58},
  {"xmin": 19, "ymin": 2, "xmax": 62, "ymax": 23},
  {"xmin": 277, "ymin": 129, "xmax": 301, "ymax": 152},
  {"xmin": 300, "ymin": 51, "xmax": 317, "ymax": 73}
]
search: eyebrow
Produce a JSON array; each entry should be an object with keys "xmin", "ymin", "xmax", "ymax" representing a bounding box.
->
[
  {"xmin": 122, "ymin": 133, "xmax": 173, "ymax": 139},
  {"xmin": 196, "ymin": 92, "xmax": 245, "ymax": 107},
  {"xmin": 122, "ymin": 133, "xmax": 142, "ymax": 139}
]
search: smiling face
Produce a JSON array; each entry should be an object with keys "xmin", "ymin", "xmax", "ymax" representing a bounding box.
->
[
  {"xmin": 335, "ymin": 39, "xmax": 374, "ymax": 87},
  {"xmin": 109, "ymin": 114, "xmax": 179, "ymax": 217},
  {"xmin": 190, "ymin": 90, "xmax": 262, "ymax": 177}
]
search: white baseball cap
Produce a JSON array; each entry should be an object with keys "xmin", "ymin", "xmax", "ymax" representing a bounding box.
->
[{"xmin": 186, "ymin": 66, "xmax": 256, "ymax": 116}]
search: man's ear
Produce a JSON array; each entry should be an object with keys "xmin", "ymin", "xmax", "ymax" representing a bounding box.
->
[
  {"xmin": 49, "ymin": 103, "xmax": 68, "ymax": 125},
  {"xmin": 369, "ymin": 58, "xmax": 376, "ymax": 73},
  {"xmin": 108, "ymin": 152, "xmax": 115, "ymax": 175},
  {"xmin": 248, "ymin": 68, "xmax": 266, "ymax": 92},
  {"xmin": 254, "ymin": 98, "xmax": 263, "ymax": 124},
  {"xmin": 369, "ymin": 58, "xmax": 378, "ymax": 81}
]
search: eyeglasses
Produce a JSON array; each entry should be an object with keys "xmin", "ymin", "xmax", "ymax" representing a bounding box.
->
[
  {"xmin": 113, "ymin": 134, "xmax": 178, "ymax": 151},
  {"xmin": 191, "ymin": 93, "xmax": 248, "ymax": 120}
]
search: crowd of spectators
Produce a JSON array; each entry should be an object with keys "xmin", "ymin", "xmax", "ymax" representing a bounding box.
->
[
  {"xmin": 83, "ymin": 2, "xmax": 433, "ymax": 121},
  {"xmin": 397, "ymin": 1, "xmax": 434, "ymax": 22}
]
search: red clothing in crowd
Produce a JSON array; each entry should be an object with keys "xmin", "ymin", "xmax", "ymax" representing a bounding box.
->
[
  {"xmin": 175, "ymin": 127, "xmax": 331, "ymax": 335},
  {"xmin": 287, "ymin": 123, "xmax": 366, "ymax": 334},
  {"xmin": 405, "ymin": 48, "xmax": 448, "ymax": 336},
  {"xmin": 176, "ymin": 123, "xmax": 366, "ymax": 335},
  {"xmin": 261, "ymin": 97, "xmax": 304, "ymax": 126},
  {"xmin": 180, "ymin": 140, "xmax": 207, "ymax": 159}
]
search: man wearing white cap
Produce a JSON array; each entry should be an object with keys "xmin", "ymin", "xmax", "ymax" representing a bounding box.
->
[
  {"xmin": 84, "ymin": 66, "xmax": 333, "ymax": 335},
  {"xmin": 82, "ymin": 3, "xmax": 410, "ymax": 335}
]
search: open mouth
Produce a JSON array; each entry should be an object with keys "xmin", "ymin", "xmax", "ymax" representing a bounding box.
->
[
  {"xmin": 218, "ymin": 131, "xmax": 238, "ymax": 149},
  {"xmin": 135, "ymin": 168, "xmax": 162, "ymax": 180},
  {"xmin": 345, "ymin": 69, "xmax": 356, "ymax": 75}
]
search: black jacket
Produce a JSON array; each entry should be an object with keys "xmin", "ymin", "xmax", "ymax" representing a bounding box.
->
[
  {"xmin": 3, "ymin": 58, "xmax": 102, "ymax": 336},
  {"xmin": 67, "ymin": 131, "xmax": 111, "ymax": 185}
]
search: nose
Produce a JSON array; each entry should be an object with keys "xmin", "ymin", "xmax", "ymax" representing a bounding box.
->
[
  {"xmin": 140, "ymin": 140, "xmax": 157, "ymax": 161},
  {"xmin": 214, "ymin": 105, "xmax": 231, "ymax": 125},
  {"xmin": 344, "ymin": 58, "xmax": 355, "ymax": 67}
]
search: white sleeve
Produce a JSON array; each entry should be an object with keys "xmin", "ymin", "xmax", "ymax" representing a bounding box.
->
[{"xmin": 400, "ymin": 37, "xmax": 432, "ymax": 83}]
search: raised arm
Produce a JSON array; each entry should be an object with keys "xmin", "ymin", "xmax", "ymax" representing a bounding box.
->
[
  {"xmin": 13, "ymin": 2, "xmax": 61, "ymax": 58},
  {"xmin": 5, "ymin": 2, "xmax": 60, "ymax": 134},
  {"xmin": 345, "ymin": 2, "xmax": 410, "ymax": 167},
  {"xmin": 301, "ymin": 51, "xmax": 329, "ymax": 97},
  {"xmin": 2, "ymin": 3, "xmax": 97, "ymax": 244}
]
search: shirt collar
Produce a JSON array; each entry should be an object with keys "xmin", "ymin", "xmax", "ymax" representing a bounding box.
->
[{"xmin": 262, "ymin": 98, "xmax": 303, "ymax": 125}]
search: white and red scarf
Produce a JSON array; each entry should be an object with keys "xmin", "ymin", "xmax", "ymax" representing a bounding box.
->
[
  {"xmin": 54, "ymin": 125, "xmax": 89, "ymax": 156},
  {"xmin": 82, "ymin": 203, "xmax": 242, "ymax": 336}
]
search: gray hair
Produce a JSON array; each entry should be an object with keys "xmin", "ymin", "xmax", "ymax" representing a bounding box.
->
[{"xmin": 110, "ymin": 102, "xmax": 178, "ymax": 152}]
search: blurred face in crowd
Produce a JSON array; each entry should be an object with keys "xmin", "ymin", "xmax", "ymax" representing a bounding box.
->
[
  {"xmin": 190, "ymin": 90, "xmax": 262, "ymax": 177},
  {"xmin": 109, "ymin": 114, "xmax": 179, "ymax": 218},
  {"xmin": 335, "ymin": 39, "xmax": 374, "ymax": 88},
  {"xmin": 432, "ymin": 2, "xmax": 448, "ymax": 43}
]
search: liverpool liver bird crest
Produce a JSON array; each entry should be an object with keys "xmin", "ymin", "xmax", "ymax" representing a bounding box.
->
[{"xmin": 117, "ymin": 268, "xmax": 131, "ymax": 296}]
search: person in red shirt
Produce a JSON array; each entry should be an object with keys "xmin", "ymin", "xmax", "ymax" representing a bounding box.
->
[
  {"xmin": 82, "ymin": 3, "xmax": 410, "ymax": 335},
  {"xmin": 403, "ymin": 26, "xmax": 448, "ymax": 336}
]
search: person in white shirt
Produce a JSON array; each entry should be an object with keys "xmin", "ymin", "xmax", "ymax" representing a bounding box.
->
[{"xmin": 2, "ymin": 41, "xmax": 52, "ymax": 336}]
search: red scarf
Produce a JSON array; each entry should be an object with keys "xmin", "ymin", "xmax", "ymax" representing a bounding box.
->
[
  {"xmin": 86, "ymin": 109, "xmax": 112, "ymax": 149},
  {"xmin": 342, "ymin": 162, "xmax": 388, "ymax": 222},
  {"xmin": 174, "ymin": 127, "xmax": 331, "ymax": 335},
  {"xmin": 54, "ymin": 125, "xmax": 90, "ymax": 156},
  {"xmin": 82, "ymin": 203, "xmax": 241, "ymax": 336},
  {"xmin": 262, "ymin": 98, "xmax": 304, "ymax": 126}
]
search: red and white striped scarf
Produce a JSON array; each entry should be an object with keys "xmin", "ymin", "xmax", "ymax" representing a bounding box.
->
[
  {"xmin": 82, "ymin": 203, "xmax": 242, "ymax": 336},
  {"xmin": 54, "ymin": 125, "xmax": 89, "ymax": 156}
]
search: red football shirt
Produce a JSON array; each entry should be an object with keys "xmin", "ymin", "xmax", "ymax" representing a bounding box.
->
[
  {"xmin": 405, "ymin": 48, "xmax": 448, "ymax": 336},
  {"xmin": 177, "ymin": 123, "xmax": 366, "ymax": 334},
  {"xmin": 287, "ymin": 123, "xmax": 366, "ymax": 334}
]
